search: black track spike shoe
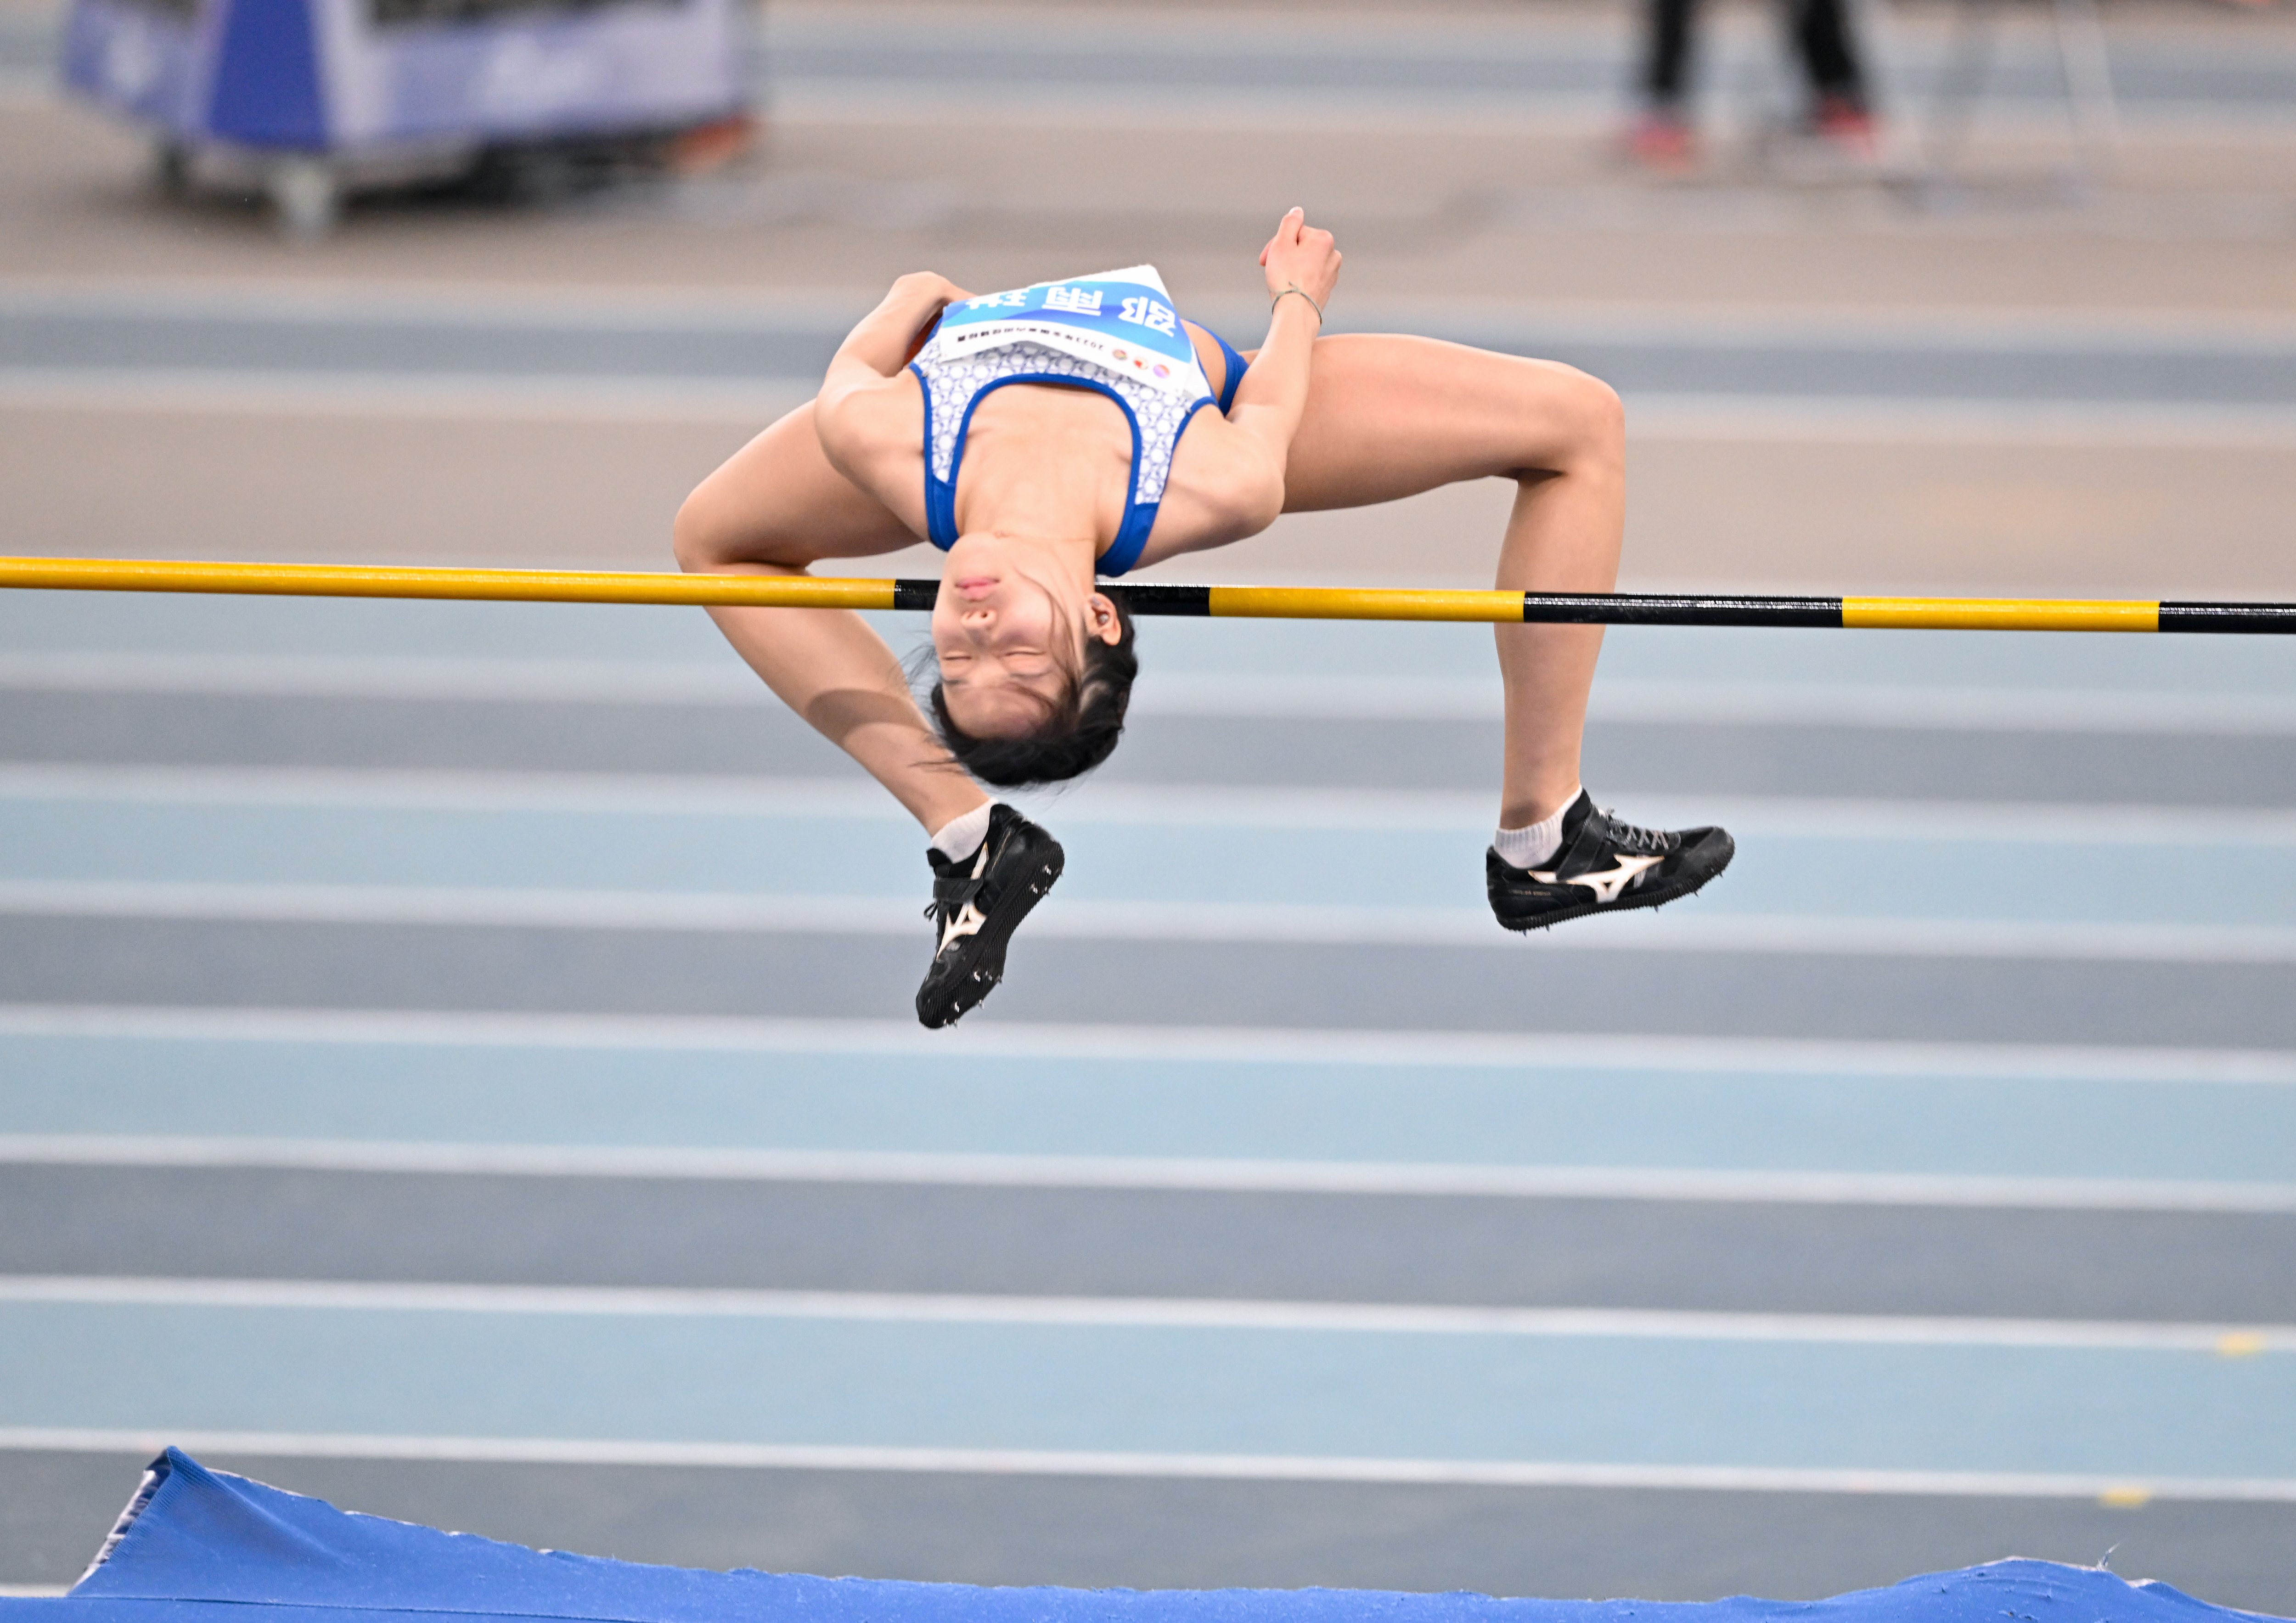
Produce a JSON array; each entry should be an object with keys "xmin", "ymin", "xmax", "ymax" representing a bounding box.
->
[
  {"xmin": 916, "ymin": 804, "xmax": 1065, "ymax": 1029},
  {"xmin": 1487, "ymin": 791, "xmax": 1734, "ymax": 933}
]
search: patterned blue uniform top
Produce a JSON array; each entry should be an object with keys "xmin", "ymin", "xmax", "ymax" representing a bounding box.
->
[{"xmin": 911, "ymin": 264, "xmax": 1218, "ymax": 578}]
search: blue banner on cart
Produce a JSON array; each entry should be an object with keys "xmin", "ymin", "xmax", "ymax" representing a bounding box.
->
[{"xmin": 2, "ymin": 1449, "xmax": 2282, "ymax": 1623}]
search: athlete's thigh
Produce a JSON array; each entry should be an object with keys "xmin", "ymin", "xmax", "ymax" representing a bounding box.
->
[
  {"xmin": 1275, "ymin": 334, "xmax": 1615, "ymax": 513},
  {"xmin": 679, "ymin": 399, "xmax": 919, "ymax": 568}
]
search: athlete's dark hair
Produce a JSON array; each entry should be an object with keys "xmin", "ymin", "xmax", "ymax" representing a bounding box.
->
[{"xmin": 927, "ymin": 592, "xmax": 1137, "ymax": 787}]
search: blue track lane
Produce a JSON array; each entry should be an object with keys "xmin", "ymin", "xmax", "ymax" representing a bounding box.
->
[
  {"xmin": 4, "ymin": 798, "xmax": 2296, "ymax": 926},
  {"xmin": 4, "ymin": 1029, "xmax": 2294, "ymax": 1188},
  {"xmin": 3, "ymin": 1303, "xmax": 2291, "ymax": 1478}
]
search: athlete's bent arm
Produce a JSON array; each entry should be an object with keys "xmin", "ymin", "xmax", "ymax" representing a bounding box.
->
[
  {"xmin": 1225, "ymin": 210, "xmax": 1341, "ymax": 494},
  {"xmin": 1157, "ymin": 210, "xmax": 1344, "ymax": 547},
  {"xmin": 670, "ymin": 278, "xmax": 988, "ymax": 837},
  {"xmin": 811, "ymin": 274, "xmax": 967, "ymax": 507}
]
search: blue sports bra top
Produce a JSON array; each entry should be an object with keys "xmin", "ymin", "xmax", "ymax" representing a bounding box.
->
[{"xmin": 909, "ymin": 265, "xmax": 1220, "ymax": 578}]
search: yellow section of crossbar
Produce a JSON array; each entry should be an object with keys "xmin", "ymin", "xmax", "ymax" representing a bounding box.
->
[
  {"xmin": 0, "ymin": 558, "xmax": 2193, "ymax": 631},
  {"xmin": 1207, "ymin": 585, "xmax": 1526, "ymax": 621},
  {"xmin": 0, "ymin": 556, "xmax": 899, "ymax": 611},
  {"xmin": 1842, "ymin": 597, "xmax": 2159, "ymax": 632}
]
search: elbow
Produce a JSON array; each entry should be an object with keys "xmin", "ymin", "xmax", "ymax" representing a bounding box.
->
[
  {"xmin": 1224, "ymin": 462, "xmax": 1287, "ymax": 540},
  {"xmin": 1244, "ymin": 475, "xmax": 1287, "ymax": 538},
  {"xmin": 672, "ymin": 480, "xmax": 732, "ymax": 575},
  {"xmin": 810, "ymin": 392, "xmax": 864, "ymax": 485}
]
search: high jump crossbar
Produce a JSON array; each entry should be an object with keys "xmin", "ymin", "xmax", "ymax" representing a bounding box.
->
[{"xmin": 6, "ymin": 556, "xmax": 2295, "ymax": 632}]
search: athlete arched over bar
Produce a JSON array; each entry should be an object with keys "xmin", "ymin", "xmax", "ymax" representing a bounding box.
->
[{"xmin": 675, "ymin": 209, "xmax": 1735, "ymax": 1027}]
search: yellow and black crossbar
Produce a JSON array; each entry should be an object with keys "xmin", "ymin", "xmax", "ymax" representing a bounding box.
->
[{"xmin": 4, "ymin": 556, "xmax": 2293, "ymax": 632}]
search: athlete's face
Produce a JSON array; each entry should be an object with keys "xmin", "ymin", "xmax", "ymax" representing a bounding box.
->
[
  {"xmin": 931, "ymin": 561, "xmax": 1074, "ymax": 738},
  {"xmin": 931, "ymin": 534, "xmax": 1123, "ymax": 738}
]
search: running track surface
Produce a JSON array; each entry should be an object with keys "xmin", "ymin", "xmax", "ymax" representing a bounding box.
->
[{"xmin": 0, "ymin": 591, "xmax": 2291, "ymax": 1613}]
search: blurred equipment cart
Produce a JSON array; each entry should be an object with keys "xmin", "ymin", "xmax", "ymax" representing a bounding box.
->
[{"xmin": 61, "ymin": 0, "xmax": 756, "ymax": 234}]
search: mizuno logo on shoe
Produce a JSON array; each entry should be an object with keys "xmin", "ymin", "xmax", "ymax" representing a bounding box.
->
[
  {"xmin": 934, "ymin": 842, "xmax": 995, "ymax": 952},
  {"xmin": 1531, "ymin": 853, "xmax": 1663, "ymax": 905},
  {"xmin": 938, "ymin": 902, "xmax": 987, "ymax": 951}
]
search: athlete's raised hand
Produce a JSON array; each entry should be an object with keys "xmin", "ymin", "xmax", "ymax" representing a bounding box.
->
[{"xmin": 1259, "ymin": 207, "xmax": 1340, "ymax": 313}]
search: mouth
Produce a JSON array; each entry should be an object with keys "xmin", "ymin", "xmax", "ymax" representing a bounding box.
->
[{"xmin": 951, "ymin": 575, "xmax": 999, "ymax": 601}]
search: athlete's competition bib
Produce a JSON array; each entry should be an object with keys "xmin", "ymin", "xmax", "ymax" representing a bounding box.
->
[{"xmin": 929, "ymin": 264, "xmax": 1211, "ymax": 401}]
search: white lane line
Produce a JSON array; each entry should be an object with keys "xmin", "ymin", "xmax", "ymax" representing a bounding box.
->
[
  {"xmin": 6, "ymin": 371, "xmax": 2294, "ymax": 445},
  {"xmin": 0, "ymin": 765, "xmax": 899, "ymax": 818},
  {"xmin": 6, "ymin": 1135, "xmax": 2290, "ymax": 1214},
  {"xmin": 6, "ymin": 1428, "xmax": 2291, "ymax": 1503},
  {"xmin": 1622, "ymin": 396, "xmax": 2296, "ymax": 449},
  {"xmin": 12, "ymin": 654, "xmax": 2296, "ymax": 738},
  {"xmin": 6, "ymin": 764, "xmax": 2296, "ymax": 846},
  {"xmin": 9, "ymin": 1427, "xmax": 2294, "ymax": 1504},
  {"xmin": 0, "ymin": 281, "xmax": 870, "ymax": 327},
  {"xmin": 0, "ymin": 653, "xmax": 769, "ymax": 706},
  {"xmin": 9, "ymin": 279, "xmax": 2295, "ymax": 349},
  {"xmin": 6, "ymin": 878, "xmax": 2296, "ymax": 963},
  {"xmin": 1152, "ymin": 677, "xmax": 2296, "ymax": 737},
  {"xmin": 0, "ymin": 369, "xmax": 804, "ymax": 423},
  {"xmin": 5, "ymin": 1275, "xmax": 2285, "ymax": 1351},
  {"xmin": 7, "ymin": 1002, "xmax": 2293, "ymax": 1084},
  {"xmin": 775, "ymin": 82, "xmax": 2296, "ymax": 141}
]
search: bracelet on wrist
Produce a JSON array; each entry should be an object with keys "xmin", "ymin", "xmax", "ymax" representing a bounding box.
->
[{"xmin": 1271, "ymin": 283, "xmax": 1325, "ymax": 323}]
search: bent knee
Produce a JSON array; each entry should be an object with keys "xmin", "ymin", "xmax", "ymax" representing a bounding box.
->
[
  {"xmin": 673, "ymin": 470, "xmax": 798, "ymax": 575},
  {"xmin": 1519, "ymin": 362, "xmax": 1624, "ymax": 478},
  {"xmin": 1555, "ymin": 365, "xmax": 1625, "ymax": 455}
]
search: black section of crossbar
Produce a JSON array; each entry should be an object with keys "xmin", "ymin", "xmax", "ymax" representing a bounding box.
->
[
  {"xmin": 898, "ymin": 583, "xmax": 1851, "ymax": 623},
  {"xmin": 1104, "ymin": 582, "xmax": 1215, "ymax": 616},
  {"xmin": 895, "ymin": 580, "xmax": 1221, "ymax": 616},
  {"xmin": 1519, "ymin": 592, "xmax": 1846, "ymax": 627},
  {"xmin": 2160, "ymin": 602, "xmax": 2296, "ymax": 634},
  {"xmin": 875, "ymin": 583, "xmax": 2296, "ymax": 631}
]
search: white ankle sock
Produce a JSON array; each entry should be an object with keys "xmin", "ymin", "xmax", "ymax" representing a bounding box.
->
[
  {"xmin": 930, "ymin": 803, "xmax": 995, "ymax": 862},
  {"xmin": 1493, "ymin": 788, "xmax": 1581, "ymax": 872}
]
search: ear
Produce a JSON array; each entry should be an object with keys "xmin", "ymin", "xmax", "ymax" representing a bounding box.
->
[{"xmin": 1083, "ymin": 591, "xmax": 1125, "ymax": 646}]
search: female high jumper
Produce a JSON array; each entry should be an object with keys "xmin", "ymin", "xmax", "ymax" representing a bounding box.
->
[{"xmin": 675, "ymin": 208, "xmax": 1733, "ymax": 1028}]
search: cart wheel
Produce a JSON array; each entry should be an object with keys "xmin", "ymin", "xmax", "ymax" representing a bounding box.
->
[
  {"xmin": 152, "ymin": 140, "xmax": 189, "ymax": 200},
  {"xmin": 267, "ymin": 158, "xmax": 339, "ymax": 241}
]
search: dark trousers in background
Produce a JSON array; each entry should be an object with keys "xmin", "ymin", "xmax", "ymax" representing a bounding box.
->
[{"xmin": 1641, "ymin": 0, "xmax": 1869, "ymax": 113}]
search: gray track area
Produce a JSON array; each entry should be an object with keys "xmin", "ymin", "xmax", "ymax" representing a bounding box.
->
[
  {"xmin": 9, "ymin": 690, "xmax": 2296, "ymax": 803},
  {"xmin": 10, "ymin": 1449, "xmax": 2293, "ymax": 1606},
  {"xmin": 7, "ymin": 916, "xmax": 2292, "ymax": 1045},
  {"xmin": 771, "ymin": 39, "xmax": 2296, "ymax": 111},
  {"xmin": 4, "ymin": 301, "xmax": 2293, "ymax": 407},
  {"xmin": 10, "ymin": 1167, "xmax": 2293, "ymax": 1323}
]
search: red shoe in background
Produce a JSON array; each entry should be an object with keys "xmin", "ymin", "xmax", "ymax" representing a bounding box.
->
[
  {"xmin": 1624, "ymin": 110, "xmax": 1698, "ymax": 171},
  {"xmin": 1810, "ymin": 95, "xmax": 1880, "ymax": 159}
]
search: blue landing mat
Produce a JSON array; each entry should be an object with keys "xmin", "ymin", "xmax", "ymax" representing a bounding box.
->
[{"xmin": 0, "ymin": 1450, "xmax": 2280, "ymax": 1623}]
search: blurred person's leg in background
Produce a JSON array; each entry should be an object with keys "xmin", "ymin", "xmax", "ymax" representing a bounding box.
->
[
  {"xmin": 1626, "ymin": 0, "xmax": 1878, "ymax": 167},
  {"xmin": 1629, "ymin": 0, "xmax": 1700, "ymax": 167},
  {"xmin": 1792, "ymin": 0, "xmax": 1879, "ymax": 151}
]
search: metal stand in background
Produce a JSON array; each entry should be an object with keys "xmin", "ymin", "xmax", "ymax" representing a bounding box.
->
[
  {"xmin": 1727, "ymin": 0, "xmax": 2118, "ymax": 200},
  {"xmin": 1917, "ymin": 0, "xmax": 2121, "ymax": 202}
]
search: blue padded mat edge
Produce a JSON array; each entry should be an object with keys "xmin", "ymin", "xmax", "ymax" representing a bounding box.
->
[{"xmin": 0, "ymin": 1450, "xmax": 2283, "ymax": 1623}]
